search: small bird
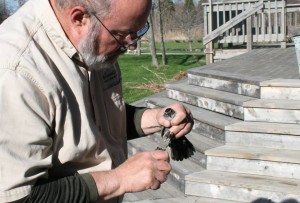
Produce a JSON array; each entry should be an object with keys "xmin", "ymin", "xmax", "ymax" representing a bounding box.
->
[{"xmin": 157, "ymin": 108, "xmax": 195, "ymax": 161}]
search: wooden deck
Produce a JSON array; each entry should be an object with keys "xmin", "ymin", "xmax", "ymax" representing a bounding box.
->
[{"xmin": 199, "ymin": 47, "xmax": 299, "ymax": 81}]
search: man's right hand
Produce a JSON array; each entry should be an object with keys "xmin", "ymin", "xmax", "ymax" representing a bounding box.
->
[
  {"xmin": 116, "ymin": 150, "xmax": 171, "ymax": 193},
  {"xmin": 90, "ymin": 150, "xmax": 171, "ymax": 202}
]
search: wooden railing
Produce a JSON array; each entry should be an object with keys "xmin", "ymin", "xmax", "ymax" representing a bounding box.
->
[
  {"xmin": 203, "ymin": 1, "xmax": 264, "ymax": 45},
  {"xmin": 203, "ymin": 0, "xmax": 287, "ymax": 45},
  {"xmin": 202, "ymin": 0, "xmax": 300, "ymax": 63},
  {"xmin": 286, "ymin": 3, "xmax": 300, "ymax": 40}
]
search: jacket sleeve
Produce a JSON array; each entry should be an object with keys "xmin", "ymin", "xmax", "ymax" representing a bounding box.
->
[
  {"xmin": 0, "ymin": 69, "xmax": 54, "ymax": 202},
  {"xmin": 125, "ymin": 103, "xmax": 148, "ymax": 140},
  {"xmin": 16, "ymin": 173, "xmax": 98, "ymax": 203}
]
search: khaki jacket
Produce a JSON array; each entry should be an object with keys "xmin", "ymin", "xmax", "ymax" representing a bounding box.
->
[{"xmin": 0, "ymin": 0, "xmax": 127, "ymax": 202}]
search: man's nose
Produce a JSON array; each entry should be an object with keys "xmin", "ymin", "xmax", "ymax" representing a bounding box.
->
[
  {"xmin": 127, "ymin": 43, "xmax": 138, "ymax": 50},
  {"xmin": 124, "ymin": 34, "xmax": 138, "ymax": 50}
]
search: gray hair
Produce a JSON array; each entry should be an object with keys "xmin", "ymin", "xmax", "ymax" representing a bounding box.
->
[{"xmin": 54, "ymin": 0, "xmax": 113, "ymax": 19}]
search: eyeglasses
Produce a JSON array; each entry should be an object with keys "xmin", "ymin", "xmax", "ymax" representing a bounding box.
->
[{"xmin": 91, "ymin": 13, "xmax": 149, "ymax": 52}]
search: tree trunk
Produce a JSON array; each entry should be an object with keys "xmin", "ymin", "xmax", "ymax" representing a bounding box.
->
[
  {"xmin": 137, "ymin": 40, "xmax": 141, "ymax": 56},
  {"xmin": 157, "ymin": 0, "xmax": 167, "ymax": 65},
  {"xmin": 189, "ymin": 40, "xmax": 193, "ymax": 52},
  {"xmin": 149, "ymin": 12, "xmax": 159, "ymax": 67}
]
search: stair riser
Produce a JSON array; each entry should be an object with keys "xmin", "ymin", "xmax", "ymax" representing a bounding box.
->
[
  {"xmin": 185, "ymin": 182, "xmax": 300, "ymax": 202},
  {"xmin": 188, "ymin": 74, "xmax": 260, "ymax": 98},
  {"xmin": 261, "ymin": 87, "xmax": 300, "ymax": 100},
  {"xmin": 244, "ymin": 108, "xmax": 300, "ymax": 124},
  {"xmin": 194, "ymin": 120, "xmax": 225, "ymax": 143},
  {"xmin": 167, "ymin": 89, "xmax": 244, "ymax": 119},
  {"xmin": 226, "ymin": 131, "xmax": 300, "ymax": 150},
  {"xmin": 207, "ymin": 156, "xmax": 300, "ymax": 179}
]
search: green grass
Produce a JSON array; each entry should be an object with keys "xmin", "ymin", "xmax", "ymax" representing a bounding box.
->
[
  {"xmin": 118, "ymin": 54, "xmax": 206, "ymax": 103},
  {"xmin": 139, "ymin": 40, "xmax": 205, "ymax": 54}
]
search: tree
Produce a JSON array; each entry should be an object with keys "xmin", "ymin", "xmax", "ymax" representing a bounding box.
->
[
  {"xmin": 149, "ymin": 11, "xmax": 159, "ymax": 67},
  {"xmin": 157, "ymin": 0, "xmax": 167, "ymax": 65},
  {"xmin": 174, "ymin": 1, "xmax": 202, "ymax": 51},
  {"xmin": 184, "ymin": 0, "xmax": 196, "ymax": 51},
  {"xmin": 155, "ymin": 0, "xmax": 175, "ymax": 66},
  {"xmin": 184, "ymin": 0, "xmax": 196, "ymax": 11}
]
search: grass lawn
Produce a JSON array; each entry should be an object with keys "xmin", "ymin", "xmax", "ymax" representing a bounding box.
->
[
  {"xmin": 140, "ymin": 40, "xmax": 205, "ymax": 54},
  {"xmin": 118, "ymin": 54, "xmax": 206, "ymax": 103}
]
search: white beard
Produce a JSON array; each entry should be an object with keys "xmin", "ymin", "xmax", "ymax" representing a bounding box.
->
[{"xmin": 78, "ymin": 19, "xmax": 117, "ymax": 71}]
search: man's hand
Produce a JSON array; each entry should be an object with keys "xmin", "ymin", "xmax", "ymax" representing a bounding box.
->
[
  {"xmin": 141, "ymin": 103, "xmax": 194, "ymax": 138},
  {"xmin": 116, "ymin": 150, "xmax": 171, "ymax": 192},
  {"xmin": 90, "ymin": 151, "xmax": 171, "ymax": 201},
  {"xmin": 156, "ymin": 103, "xmax": 193, "ymax": 139}
]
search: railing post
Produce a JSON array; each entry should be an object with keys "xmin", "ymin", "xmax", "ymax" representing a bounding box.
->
[
  {"xmin": 205, "ymin": 0, "xmax": 214, "ymax": 64},
  {"xmin": 247, "ymin": 15, "xmax": 253, "ymax": 51},
  {"xmin": 293, "ymin": 35, "xmax": 300, "ymax": 77},
  {"xmin": 281, "ymin": 0, "xmax": 287, "ymax": 48}
]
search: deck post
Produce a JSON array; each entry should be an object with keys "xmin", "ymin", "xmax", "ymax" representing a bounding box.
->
[
  {"xmin": 247, "ymin": 15, "xmax": 253, "ymax": 51},
  {"xmin": 206, "ymin": 0, "xmax": 214, "ymax": 64},
  {"xmin": 281, "ymin": 0, "xmax": 287, "ymax": 48},
  {"xmin": 205, "ymin": 42, "xmax": 214, "ymax": 64}
]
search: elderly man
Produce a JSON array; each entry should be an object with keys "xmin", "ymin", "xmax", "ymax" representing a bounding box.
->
[{"xmin": 0, "ymin": 0, "xmax": 193, "ymax": 202}]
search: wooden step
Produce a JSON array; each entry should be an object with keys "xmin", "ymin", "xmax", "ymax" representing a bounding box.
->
[
  {"xmin": 145, "ymin": 96, "xmax": 240, "ymax": 143},
  {"xmin": 188, "ymin": 68, "xmax": 261, "ymax": 98},
  {"xmin": 185, "ymin": 170, "xmax": 300, "ymax": 202},
  {"xmin": 124, "ymin": 195, "xmax": 244, "ymax": 203},
  {"xmin": 243, "ymin": 99, "xmax": 300, "ymax": 124},
  {"xmin": 225, "ymin": 121, "xmax": 300, "ymax": 150},
  {"xmin": 206, "ymin": 145, "xmax": 300, "ymax": 179},
  {"xmin": 261, "ymin": 79, "xmax": 300, "ymax": 100},
  {"xmin": 123, "ymin": 181, "xmax": 184, "ymax": 202},
  {"xmin": 166, "ymin": 80, "xmax": 255, "ymax": 119},
  {"xmin": 127, "ymin": 136, "xmax": 204, "ymax": 192}
]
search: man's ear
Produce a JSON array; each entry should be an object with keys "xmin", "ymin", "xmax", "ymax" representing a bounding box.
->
[{"xmin": 70, "ymin": 6, "xmax": 89, "ymax": 27}]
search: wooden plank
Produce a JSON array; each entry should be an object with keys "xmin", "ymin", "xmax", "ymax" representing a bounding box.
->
[
  {"xmin": 262, "ymin": 8, "xmax": 265, "ymax": 39},
  {"xmin": 203, "ymin": 0, "xmax": 264, "ymax": 45},
  {"xmin": 219, "ymin": 34, "xmax": 285, "ymax": 43},
  {"xmin": 242, "ymin": 2, "xmax": 246, "ymax": 42},
  {"xmin": 268, "ymin": 0, "xmax": 272, "ymax": 42},
  {"xmin": 281, "ymin": 0, "xmax": 287, "ymax": 48},
  {"xmin": 247, "ymin": 15, "xmax": 253, "ymax": 51},
  {"xmin": 209, "ymin": 0, "xmax": 213, "ymax": 33},
  {"xmin": 235, "ymin": 2, "xmax": 239, "ymax": 43},
  {"xmin": 255, "ymin": 11, "xmax": 259, "ymax": 42},
  {"xmin": 230, "ymin": 3, "xmax": 233, "ymax": 42},
  {"xmin": 203, "ymin": 0, "xmax": 264, "ymax": 5},
  {"xmin": 205, "ymin": 0, "xmax": 214, "ymax": 64},
  {"xmin": 217, "ymin": 3, "xmax": 220, "ymax": 28},
  {"xmin": 223, "ymin": 3, "xmax": 228, "ymax": 42},
  {"xmin": 275, "ymin": 0, "xmax": 278, "ymax": 40}
]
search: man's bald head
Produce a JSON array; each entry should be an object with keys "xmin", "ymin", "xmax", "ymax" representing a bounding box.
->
[{"xmin": 54, "ymin": 0, "xmax": 152, "ymax": 21}]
